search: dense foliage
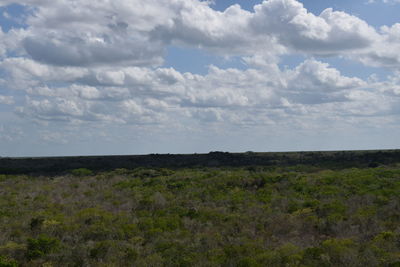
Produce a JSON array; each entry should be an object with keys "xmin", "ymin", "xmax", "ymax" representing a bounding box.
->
[
  {"xmin": 1, "ymin": 164, "xmax": 400, "ymax": 266},
  {"xmin": 1, "ymin": 150, "xmax": 400, "ymax": 175}
]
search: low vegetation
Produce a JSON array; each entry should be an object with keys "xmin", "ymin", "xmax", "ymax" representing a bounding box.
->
[{"xmin": 1, "ymin": 163, "xmax": 400, "ymax": 266}]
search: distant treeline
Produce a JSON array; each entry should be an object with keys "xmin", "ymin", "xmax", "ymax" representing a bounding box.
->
[{"xmin": 1, "ymin": 150, "xmax": 400, "ymax": 175}]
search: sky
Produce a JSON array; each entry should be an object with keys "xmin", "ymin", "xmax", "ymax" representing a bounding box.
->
[{"xmin": 0, "ymin": 0, "xmax": 400, "ymax": 157}]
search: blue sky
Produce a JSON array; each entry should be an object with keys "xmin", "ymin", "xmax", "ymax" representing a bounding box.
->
[{"xmin": 0, "ymin": 0, "xmax": 400, "ymax": 156}]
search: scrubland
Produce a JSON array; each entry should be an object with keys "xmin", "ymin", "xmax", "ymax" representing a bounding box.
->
[{"xmin": 1, "ymin": 163, "xmax": 400, "ymax": 266}]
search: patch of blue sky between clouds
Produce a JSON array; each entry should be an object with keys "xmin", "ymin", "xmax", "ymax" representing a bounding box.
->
[
  {"xmin": 163, "ymin": 46, "xmax": 247, "ymax": 75},
  {"xmin": 320, "ymin": 57, "xmax": 392, "ymax": 81},
  {"xmin": 211, "ymin": 0, "xmax": 350, "ymax": 13},
  {"xmin": 302, "ymin": 0, "xmax": 400, "ymax": 27},
  {"xmin": 211, "ymin": 0, "xmax": 262, "ymax": 11},
  {"xmin": 279, "ymin": 54, "xmax": 307, "ymax": 71},
  {"xmin": 0, "ymin": 3, "xmax": 27, "ymax": 32},
  {"xmin": 301, "ymin": 0, "xmax": 400, "ymax": 28}
]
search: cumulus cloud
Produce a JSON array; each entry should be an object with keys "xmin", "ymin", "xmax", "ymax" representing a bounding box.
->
[
  {"xmin": 370, "ymin": 71, "xmax": 400, "ymax": 97},
  {"xmin": 0, "ymin": 0, "xmax": 400, "ymax": 153},
  {"xmin": 10, "ymin": 58, "xmax": 381, "ymax": 128},
  {"xmin": 0, "ymin": 57, "xmax": 88, "ymax": 89},
  {"xmin": 287, "ymin": 59, "xmax": 366, "ymax": 92},
  {"xmin": 342, "ymin": 89, "xmax": 396, "ymax": 117},
  {"xmin": 0, "ymin": 26, "xmax": 25, "ymax": 58},
  {"xmin": 283, "ymin": 59, "xmax": 366, "ymax": 104},
  {"xmin": 0, "ymin": 0, "xmax": 384, "ymax": 67},
  {"xmin": 355, "ymin": 23, "xmax": 400, "ymax": 69},
  {"xmin": 1, "ymin": 0, "xmax": 175, "ymax": 67},
  {"xmin": 150, "ymin": 2, "xmax": 273, "ymax": 55},
  {"xmin": 146, "ymin": 0, "xmax": 381, "ymax": 59},
  {"xmin": 250, "ymin": 0, "xmax": 379, "ymax": 55}
]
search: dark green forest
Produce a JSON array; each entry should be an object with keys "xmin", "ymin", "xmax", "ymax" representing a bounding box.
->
[{"xmin": 1, "ymin": 151, "xmax": 400, "ymax": 266}]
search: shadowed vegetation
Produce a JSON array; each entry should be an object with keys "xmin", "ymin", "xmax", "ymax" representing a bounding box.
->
[{"xmin": 1, "ymin": 150, "xmax": 400, "ymax": 175}]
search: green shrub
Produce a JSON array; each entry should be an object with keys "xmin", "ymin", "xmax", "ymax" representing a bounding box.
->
[
  {"xmin": 321, "ymin": 238, "xmax": 358, "ymax": 266},
  {"xmin": 124, "ymin": 247, "xmax": 138, "ymax": 262},
  {"xmin": 0, "ymin": 255, "xmax": 18, "ymax": 267},
  {"xmin": 89, "ymin": 242, "xmax": 110, "ymax": 260},
  {"xmin": 302, "ymin": 247, "xmax": 325, "ymax": 266},
  {"xmin": 26, "ymin": 235, "xmax": 60, "ymax": 260},
  {"xmin": 70, "ymin": 168, "xmax": 93, "ymax": 176},
  {"xmin": 30, "ymin": 217, "xmax": 45, "ymax": 231},
  {"xmin": 0, "ymin": 175, "xmax": 7, "ymax": 182}
]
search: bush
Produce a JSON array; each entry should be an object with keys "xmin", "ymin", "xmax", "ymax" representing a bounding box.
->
[
  {"xmin": 89, "ymin": 242, "xmax": 110, "ymax": 260},
  {"xmin": 71, "ymin": 168, "xmax": 93, "ymax": 176},
  {"xmin": 0, "ymin": 175, "xmax": 7, "ymax": 182},
  {"xmin": 0, "ymin": 256, "xmax": 18, "ymax": 267},
  {"xmin": 30, "ymin": 217, "xmax": 45, "ymax": 231},
  {"xmin": 26, "ymin": 236, "xmax": 60, "ymax": 260},
  {"xmin": 321, "ymin": 238, "xmax": 358, "ymax": 266}
]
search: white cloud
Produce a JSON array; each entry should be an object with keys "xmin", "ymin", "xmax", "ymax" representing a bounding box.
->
[
  {"xmin": 250, "ymin": 0, "xmax": 379, "ymax": 55},
  {"xmin": 287, "ymin": 59, "xmax": 366, "ymax": 92},
  {"xmin": 0, "ymin": 27, "xmax": 25, "ymax": 58},
  {"xmin": 0, "ymin": 95, "xmax": 14, "ymax": 105},
  {"xmin": 11, "ymin": 58, "xmax": 385, "ymax": 129},
  {"xmin": 370, "ymin": 71, "xmax": 400, "ymax": 97},
  {"xmin": 2, "ymin": 0, "xmax": 176, "ymax": 67},
  {"xmin": 342, "ymin": 89, "xmax": 395, "ymax": 116},
  {"xmin": 0, "ymin": 27, "xmax": 6, "ymax": 57},
  {"xmin": 283, "ymin": 59, "xmax": 366, "ymax": 104},
  {"xmin": 0, "ymin": 57, "xmax": 88, "ymax": 89},
  {"xmin": 355, "ymin": 23, "xmax": 400, "ymax": 69},
  {"xmin": 151, "ymin": 2, "xmax": 273, "ymax": 55},
  {"xmin": 0, "ymin": 0, "xmax": 382, "ymax": 67}
]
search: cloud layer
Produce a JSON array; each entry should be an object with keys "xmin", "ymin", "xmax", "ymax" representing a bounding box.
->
[{"xmin": 0, "ymin": 0, "xmax": 399, "ymax": 154}]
